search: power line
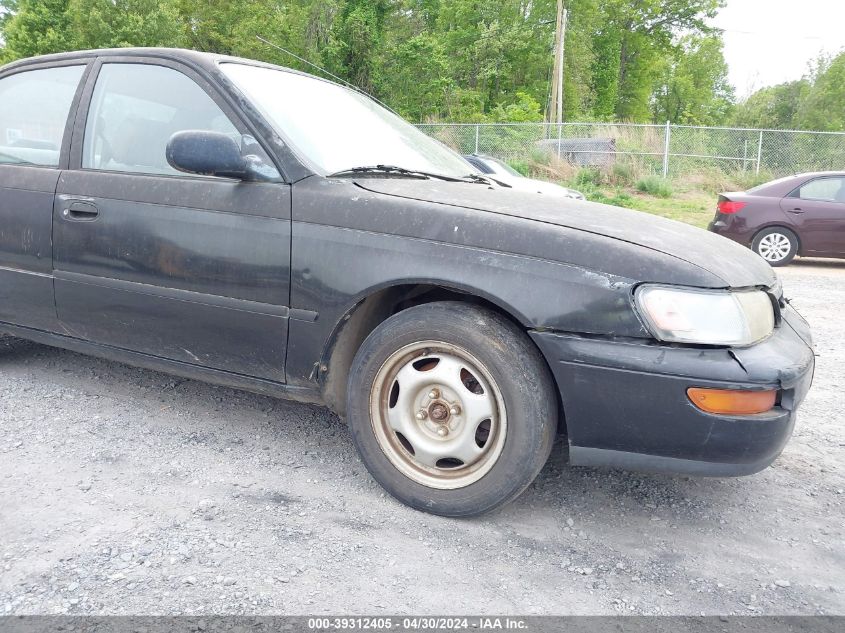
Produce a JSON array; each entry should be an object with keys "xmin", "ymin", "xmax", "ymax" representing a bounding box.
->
[{"xmin": 715, "ymin": 27, "xmax": 825, "ymax": 41}]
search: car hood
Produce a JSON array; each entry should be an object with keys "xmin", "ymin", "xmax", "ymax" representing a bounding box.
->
[
  {"xmin": 491, "ymin": 175, "xmax": 578, "ymax": 197},
  {"xmin": 355, "ymin": 179, "xmax": 776, "ymax": 289}
]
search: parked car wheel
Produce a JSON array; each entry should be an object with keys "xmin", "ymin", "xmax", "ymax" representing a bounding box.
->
[
  {"xmin": 752, "ymin": 227, "xmax": 799, "ymax": 266},
  {"xmin": 346, "ymin": 301, "xmax": 557, "ymax": 517}
]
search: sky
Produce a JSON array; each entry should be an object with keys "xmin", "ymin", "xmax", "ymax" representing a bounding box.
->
[{"xmin": 711, "ymin": 0, "xmax": 845, "ymax": 98}]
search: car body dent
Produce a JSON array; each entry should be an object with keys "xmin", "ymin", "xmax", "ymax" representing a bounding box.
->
[{"xmin": 531, "ymin": 305, "xmax": 814, "ymax": 474}]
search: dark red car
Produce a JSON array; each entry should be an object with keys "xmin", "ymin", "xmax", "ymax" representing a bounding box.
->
[{"xmin": 709, "ymin": 172, "xmax": 845, "ymax": 266}]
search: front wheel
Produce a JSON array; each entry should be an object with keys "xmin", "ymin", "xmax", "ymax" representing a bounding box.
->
[
  {"xmin": 346, "ymin": 302, "xmax": 558, "ymax": 517},
  {"xmin": 752, "ymin": 227, "xmax": 798, "ymax": 266}
]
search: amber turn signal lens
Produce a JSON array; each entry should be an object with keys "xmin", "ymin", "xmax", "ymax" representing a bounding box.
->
[{"xmin": 687, "ymin": 388, "xmax": 777, "ymax": 415}]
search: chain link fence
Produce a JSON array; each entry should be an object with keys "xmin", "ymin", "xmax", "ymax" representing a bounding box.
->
[{"xmin": 416, "ymin": 122, "xmax": 845, "ymax": 180}]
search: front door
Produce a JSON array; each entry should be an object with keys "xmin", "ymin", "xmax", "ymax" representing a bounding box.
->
[{"xmin": 53, "ymin": 59, "xmax": 292, "ymax": 382}]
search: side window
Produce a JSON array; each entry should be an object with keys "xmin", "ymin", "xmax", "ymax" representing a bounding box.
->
[
  {"xmin": 83, "ymin": 64, "xmax": 279, "ymax": 179},
  {"xmin": 798, "ymin": 177, "xmax": 845, "ymax": 204},
  {"xmin": 0, "ymin": 65, "xmax": 85, "ymax": 167}
]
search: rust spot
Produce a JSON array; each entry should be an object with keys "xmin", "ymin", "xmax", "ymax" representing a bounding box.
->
[{"xmin": 429, "ymin": 402, "xmax": 449, "ymax": 421}]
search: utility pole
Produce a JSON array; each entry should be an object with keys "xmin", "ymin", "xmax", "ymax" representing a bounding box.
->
[
  {"xmin": 548, "ymin": 1, "xmax": 567, "ymax": 125},
  {"xmin": 557, "ymin": 6, "xmax": 568, "ymax": 124}
]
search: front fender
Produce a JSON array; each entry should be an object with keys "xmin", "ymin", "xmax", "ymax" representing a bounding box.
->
[
  {"xmin": 285, "ymin": 175, "xmax": 730, "ymax": 388},
  {"xmin": 285, "ymin": 221, "xmax": 647, "ymax": 386}
]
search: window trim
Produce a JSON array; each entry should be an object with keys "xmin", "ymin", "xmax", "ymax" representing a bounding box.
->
[
  {"xmin": 788, "ymin": 176, "xmax": 845, "ymax": 204},
  {"xmin": 69, "ymin": 56, "xmax": 287, "ymax": 182},
  {"xmin": 0, "ymin": 60, "xmax": 93, "ymax": 170}
]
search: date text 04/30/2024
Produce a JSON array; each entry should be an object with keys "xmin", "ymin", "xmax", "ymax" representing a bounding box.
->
[{"xmin": 307, "ymin": 617, "xmax": 529, "ymax": 630}]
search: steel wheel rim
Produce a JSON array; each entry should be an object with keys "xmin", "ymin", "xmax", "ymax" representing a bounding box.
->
[
  {"xmin": 369, "ymin": 341, "xmax": 507, "ymax": 490},
  {"xmin": 758, "ymin": 233, "xmax": 792, "ymax": 262}
]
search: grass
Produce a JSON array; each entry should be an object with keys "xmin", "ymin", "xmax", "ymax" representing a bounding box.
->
[
  {"xmin": 507, "ymin": 158, "xmax": 738, "ymax": 230},
  {"xmin": 568, "ymin": 184, "xmax": 715, "ymax": 228},
  {"xmin": 625, "ymin": 190, "xmax": 715, "ymax": 228},
  {"xmin": 635, "ymin": 175, "xmax": 674, "ymax": 198},
  {"xmin": 557, "ymin": 168, "xmax": 719, "ymax": 229}
]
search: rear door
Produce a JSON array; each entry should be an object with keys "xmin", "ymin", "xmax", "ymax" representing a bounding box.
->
[
  {"xmin": 0, "ymin": 62, "xmax": 88, "ymax": 332},
  {"xmin": 54, "ymin": 57, "xmax": 292, "ymax": 381},
  {"xmin": 781, "ymin": 176, "xmax": 845, "ymax": 255}
]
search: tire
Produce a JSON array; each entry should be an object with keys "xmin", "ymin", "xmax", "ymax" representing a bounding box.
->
[
  {"xmin": 752, "ymin": 227, "xmax": 798, "ymax": 266},
  {"xmin": 346, "ymin": 301, "xmax": 558, "ymax": 517}
]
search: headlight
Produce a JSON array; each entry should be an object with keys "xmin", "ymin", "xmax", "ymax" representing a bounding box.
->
[{"xmin": 635, "ymin": 285, "xmax": 774, "ymax": 346}]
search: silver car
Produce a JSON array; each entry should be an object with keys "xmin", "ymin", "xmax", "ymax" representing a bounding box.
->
[{"xmin": 464, "ymin": 153, "xmax": 585, "ymax": 200}]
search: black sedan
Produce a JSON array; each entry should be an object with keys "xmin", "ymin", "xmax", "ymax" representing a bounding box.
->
[{"xmin": 0, "ymin": 48, "xmax": 814, "ymax": 516}]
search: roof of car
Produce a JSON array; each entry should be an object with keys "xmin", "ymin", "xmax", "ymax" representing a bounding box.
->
[
  {"xmin": 0, "ymin": 47, "xmax": 304, "ymax": 78},
  {"xmin": 745, "ymin": 170, "xmax": 845, "ymax": 196},
  {"xmin": 766, "ymin": 171, "xmax": 845, "ymax": 183},
  {"xmin": 790, "ymin": 171, "xmax": 845, "ymax": 178}
]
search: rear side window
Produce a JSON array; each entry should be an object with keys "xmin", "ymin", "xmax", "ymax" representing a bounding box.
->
[
  {"xmin": 83, "ymin": 63, "xmax": 278, "ymax": 178},
  {"xmin": 798, "ymin": 177, "xmax": 845, "ymax": 203},
  {"xmin": 0, "ymin": 65, "xmax": 84, "ymax": 167}
]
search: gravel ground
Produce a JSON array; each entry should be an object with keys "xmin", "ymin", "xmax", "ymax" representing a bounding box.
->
[{"xmin": 1, "ymin": 259, "xmax": 843, "ymax": 616}]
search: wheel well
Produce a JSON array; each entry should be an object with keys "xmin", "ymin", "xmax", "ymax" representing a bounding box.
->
[{"xmin": 320, "ymin": 284, "xmax": 524, "ymax": 416}]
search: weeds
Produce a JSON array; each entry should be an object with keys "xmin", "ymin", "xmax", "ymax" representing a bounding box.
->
[
  {"xmin": 496, "ymin": 154, "xmax": 764, "ymax": 228},
  {"xmin": 636, "ymin": 175, "xmax": 674, "ymax": 198}
]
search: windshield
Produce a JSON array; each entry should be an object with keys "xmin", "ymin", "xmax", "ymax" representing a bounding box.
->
[
  {"xmin": 486, "ymin": 157, "xmax": 522, "ymax": 178},
  {"xmin": 220, "ymin": 63, "xmax": 473, "ymax": 177}
]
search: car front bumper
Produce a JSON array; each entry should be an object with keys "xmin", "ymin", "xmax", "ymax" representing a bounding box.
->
[{"xmin": 530, "ymin": 304, "xmax": 815, "ymax": 476}]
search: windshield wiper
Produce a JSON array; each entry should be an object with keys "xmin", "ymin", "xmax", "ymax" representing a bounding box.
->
[
  {"xmin": 462, "ymin": 173, "xmax": 512, "ymax": 188},
  {"xmin": 328, "ymin": 164, "xmax": 465, "ymax": 182},
  {"xmin": 329, "ymin": 164, "xmax": 514, "ymax": 188}
]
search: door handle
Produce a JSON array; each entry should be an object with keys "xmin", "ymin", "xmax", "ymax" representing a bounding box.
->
[
  {"xmin": 62, "ymin": 201, "xmax": 99, "ymax": 221},
  {"xmin": 788, "ymin": 207, "xmax": 805, "ymax": 214}
]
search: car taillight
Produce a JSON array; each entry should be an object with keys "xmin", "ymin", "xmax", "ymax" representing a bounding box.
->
[{"xmin": 718, "ymin": 200, "xmax": 746, "ymax": 214}]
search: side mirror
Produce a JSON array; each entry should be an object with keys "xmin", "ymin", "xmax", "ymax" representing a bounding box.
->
[{"xmin": 166, "ymin": 130, "xmax": 252, "ymax": 180}]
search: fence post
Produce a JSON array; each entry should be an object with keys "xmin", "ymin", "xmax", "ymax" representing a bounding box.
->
[
  {"xmin": 474, "ymin": 124, "xmax": 480, "ymax": 154},
  {"xmin": 756, "ymin": 131, "xmax": 763, "ymax": 175},
  {"xmin": 743, "ymin": 140, "xmax": 749, "ymax": 172},
  {"xmin": 557, "ymin": 123, "xmax": 563, "ymax": 159},
  {"xmin": 662, "ymin": 120, "xmax": 671, "ymax": 178}
]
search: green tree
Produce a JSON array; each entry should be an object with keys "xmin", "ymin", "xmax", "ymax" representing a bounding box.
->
[
  {"xmin": 653, "ymin": 35, "xmax": 734, "ymax": 125},
  {"xmin": 324, "ymin": 0, "xmax": 389, "ymax": 93},
  {"xmin": 69, "ymin": 0, "xmax": 184, "ymax": 50},
  {"xmin": 1, "ymin": 0, "xmax": 74, "ymax": 61},
  {"xmin": 591, "ymin": 0, "xmax": 725, "ymax": 120},
  {"xmin": 173, "ymin": 0, "xmax": 277, "ymax": 55},
  {"xmin": 731, "ymin": 51, "xmax": 845, "ymax": 132},
  {"xmin": 381, "ymin": 32, "xmax": 453, "ymax": 120},
  {"xmin": 590, "ymin": 27, "xmax": 621, "ymax": 120},
  {"xmin": 796, "ymin": 52, "xmax": 845, "ymax": 131},
  {"xmin": 732, "ymin": 80, "xmax": 809, "ymax": 130},
  {"xmin": 0, "ymin": 0, "xmax": 738, "ymax": 126},
  {"xmin": 489, "ymin": 91, "xmax": 544, "ymax": 122}
]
